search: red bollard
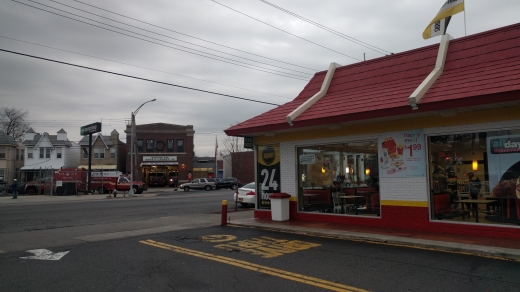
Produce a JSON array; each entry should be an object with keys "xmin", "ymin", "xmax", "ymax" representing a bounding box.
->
[{"xmin": 221, "ymin": 200, "xmax": 228, "ymax": 226}]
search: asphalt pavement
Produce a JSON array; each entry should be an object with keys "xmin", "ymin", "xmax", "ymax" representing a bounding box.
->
[{"xmin": 2, "ymin": 190, "xmax": 520, "ymax": 262}]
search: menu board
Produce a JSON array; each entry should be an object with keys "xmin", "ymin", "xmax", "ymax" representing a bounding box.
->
[{"xmin": 378, "ymin": 130, "xmax": 426, "ymax": 178}]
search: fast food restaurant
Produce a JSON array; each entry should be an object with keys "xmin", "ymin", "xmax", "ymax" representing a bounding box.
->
[{"xmin": 224, "ymin": 23, "xmax": 520, "ymax": 239}]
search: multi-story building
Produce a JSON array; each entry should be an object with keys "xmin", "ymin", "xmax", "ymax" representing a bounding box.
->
[
  {"xmin": 21, "ymin": 128, "xmax": 79, "ymax": 181},
  {"xmin": 78, "ymin": 129, "xmax": 126, "ymax": 173},
  {"xmin": 125, "ymin": 123, "xmax": 194, "ymax": 186},
  {"xmin": 0, "ymin": 134, "xmax": 24, "ymax": 184}
]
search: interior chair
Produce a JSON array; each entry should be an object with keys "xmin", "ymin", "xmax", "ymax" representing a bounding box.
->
[{"xmin": 457, "ymin": 180, "xmax": 469, "ymax": 198}]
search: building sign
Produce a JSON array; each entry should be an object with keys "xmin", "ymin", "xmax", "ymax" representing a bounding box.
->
[
  {"xmin": 299, "ymin": 154, "xmax": 315, "ymax": 164},
  {"xmin": 487, "ymin": 134, "xmax": 520, "ymax": 190},
  {"xmin": 244, "ymin": 137, "xmax": 254, "ymax": 149},
  {"xmin": 378, "ymin": 130, "xmax": 426, "ymax": 178},
  {"xmin": 142, "ymin": 156, "xmax": 177, "ymax": 162},
  {"xmin": 257, "ymin": 145, "xmax": 281, "ymax": 209},
  {"xmin": 80, "ymin": 122, "xmax": 101, "ymax": 136}
]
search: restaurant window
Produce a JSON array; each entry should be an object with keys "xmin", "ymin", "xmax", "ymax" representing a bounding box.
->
[
  {"xmin": 28, "ymin": 148, "xmax": 33, "ymax": 159},
  {"xmin": 137, "ymin": 139, "xmax": 143, "ymax": 152},
  {"xmin": 297, "ymin": 140, "xmax": 379, "ymax": 216},
  {"xmin": 0, "ymin": 147, "xmax": 5, "ymax": 159},
  {"xmin": 110, "ymin": 148, "xmax": 116, "ymax": 159},
  {"xmin": 177, "ymin": 139, "xmax": 184, "ymax": 152},
  {"xmin": 428, "ymin": 129, "xmax": 520, "ymax": 226},
  {"xmin": 146, "ymin": 139, "xmax": 154, "ymax": 152},
  {"xmin": 56, "ymin": 147, "xmax": 62, "ymax": 159},
  {"xmin": 167, "ymin": 139, "xmax": 174, "ymax": 152},
  {"xmin": 40, "ymin": 148, "xmax": 44, "ymax": 158}
]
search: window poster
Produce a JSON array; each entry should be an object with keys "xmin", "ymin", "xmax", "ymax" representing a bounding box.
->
[
  {"xmin": 486, "ymin": 134, "xmax": 520, "ymax": 198},
  {"xmin": 257, "ymin": 144, "xmax": 281, "ymax": 209},
  {"xmin": 378, "ymin": 130, "xmax": 426, "ymax": 178}
]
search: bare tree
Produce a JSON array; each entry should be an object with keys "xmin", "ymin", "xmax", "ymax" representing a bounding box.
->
[
  {"xmin": 0, "ymin": 107, "xmax": 31, "ymax": 140},
  {"xmin": 219, "ymin": 127, "xmax": 252, "ymax": 183}
]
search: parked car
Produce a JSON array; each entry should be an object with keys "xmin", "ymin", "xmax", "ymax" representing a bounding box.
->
[
  {"xmin": 233, "ymin": 182, "xmax": 256, "ymax": 207},
  {"xmin": 216, "ymin": 177, "xmax": 240, "ymax": 190},
  {"xmin": 179, "ymin": 178, "xmax": 216, "ymax": 191}
]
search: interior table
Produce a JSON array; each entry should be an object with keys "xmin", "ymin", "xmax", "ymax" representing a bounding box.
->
[
  {"xmin": 336, "ymin": 195, "xmax": 365, "ymax": 214},
  {"xmin": 453, "ymin": 199, "xmax": 497, "ymax": 223}
]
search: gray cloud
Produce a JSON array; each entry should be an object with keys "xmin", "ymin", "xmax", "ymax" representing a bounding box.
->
[{"xmin": 1, "ymin": 0, "xmax": 519, "ymax": 156}]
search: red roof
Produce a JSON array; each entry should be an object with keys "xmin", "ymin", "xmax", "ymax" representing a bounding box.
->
[{"xmin": 225, "ymin": 23, "xmax": 520, "ymax": 137}]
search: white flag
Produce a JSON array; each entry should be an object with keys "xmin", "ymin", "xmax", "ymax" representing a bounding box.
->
[{"xmin": 423, "ymin": 0, "xmax": 464, "ymax": 39}]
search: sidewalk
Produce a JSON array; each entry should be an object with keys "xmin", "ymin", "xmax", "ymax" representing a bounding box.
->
[
  {"xmin": 0, "ymin": 192, "xmax": 159, "ymax": 204},
  {"xmin": 229, "ymin": 217, "xmax": 520, "ymax": 262}
]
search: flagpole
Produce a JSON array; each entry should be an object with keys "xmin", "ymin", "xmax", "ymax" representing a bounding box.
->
[{"xmin": 463, "ymin": 3, "xmax": 467, "ymax": 36}]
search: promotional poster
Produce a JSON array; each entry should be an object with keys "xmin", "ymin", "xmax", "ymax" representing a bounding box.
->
[
  {"xmin": 486, "ymin": 134, "xmax": 520, "ymax": 199},
  {"xmin": 257, "ymin": 145, "xmax": 281, "ymax": 209},
  {"xmin": 378, "ymin": 130, "xmax": 426, "ymax": 178}
]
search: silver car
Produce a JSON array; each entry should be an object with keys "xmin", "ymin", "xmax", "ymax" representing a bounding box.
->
[{"xmin": 180, "ymin": 178, "xmax": 216, "ymax": 191}]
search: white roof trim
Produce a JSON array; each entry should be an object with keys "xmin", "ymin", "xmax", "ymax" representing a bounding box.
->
[
  {"xmin": 286, "ymin": 62, "xmax": 339, "ymax": 126},
  {"xmin": 92, "ymin": 134, "xmax": 109, "ymax": 149},
  {"xmin": 409, "ymin": 34, "xmax": 451, "ymax": 110}
]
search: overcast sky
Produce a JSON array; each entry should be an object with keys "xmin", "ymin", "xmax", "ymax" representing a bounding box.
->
[{"xmin": 1, "ymin": 0, "xmax": 519, "ymax": 156}]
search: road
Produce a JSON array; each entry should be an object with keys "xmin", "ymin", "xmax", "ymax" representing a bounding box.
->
[{"xmin": 1, "ymin": 189, "xmax": 520, "ymax": 291}]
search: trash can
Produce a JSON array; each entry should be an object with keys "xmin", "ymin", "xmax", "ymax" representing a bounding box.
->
[{"xmin": 269, "ymin": 193, "xmax": 291, "ymax": 221}]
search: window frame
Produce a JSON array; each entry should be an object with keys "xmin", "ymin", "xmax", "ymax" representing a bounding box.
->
[
  {"xmin": 110, "ymin": 148, "xmax": 116, "ymax": 159},
  {"xmin": 177, "ymin": 139, "xmax": 184, "ymax": 152},
  {"xmin": 167, "ymin": 139, "xmax": 174, "ymax": 152},
  {"xmin": 146, "ymin": 139, "xmax": 154, "ymax": 152}
]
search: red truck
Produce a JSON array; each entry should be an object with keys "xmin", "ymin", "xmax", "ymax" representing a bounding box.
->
[{"xmin": 24, "ymin": 168, "xmax": 147, "ymax": 195}]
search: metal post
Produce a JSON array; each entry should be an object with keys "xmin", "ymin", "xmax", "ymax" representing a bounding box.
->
[
  {"xmin": 129, "ymin": 113, "xmax": 135, "ymax": 197},
  {"xmin": 129, "ymin": 98, "xmax": 156, "ymax": 197},
  {"xmin": 88, "ymin": 133, "xmax": 92, "ymax": 194}
]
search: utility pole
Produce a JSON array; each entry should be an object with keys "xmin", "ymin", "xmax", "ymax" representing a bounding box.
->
[{"xmin": 129, "ymin": 99, "xmax": 156, "ymax": 197}]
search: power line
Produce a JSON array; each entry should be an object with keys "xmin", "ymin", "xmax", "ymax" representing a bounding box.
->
[
  {"xmin": 0, "ymin": 36, "xmax": 292, "ymax": 100},
  {"xmin": 210, "ymin": 0, "xmax": 362, "ymax": 62},
  {"xmin": 22, "ymin": 0, "xmax": 309, "ymax": 79},
  {"xmin": 259, "ymin": 0, "xmax": 392, "ymax": 55},
  {"xmin": 12, "ymin": 0, "xmax": 308, "ymax": 81},
  {"xmin": 43, "ymin": 0, "xmax": 313, "ymax": 76},
  {"xmin": 0, "ymin": 48, "xmax": 282, "ymax": 106},
  {"xmin": 69, "ymin": 0, "xmax": 319, "ymax": 72}
]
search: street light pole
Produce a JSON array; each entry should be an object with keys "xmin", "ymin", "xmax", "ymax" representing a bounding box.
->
[{"xmin": 129, "ymin": 98, "xmax": 156, "ymax": 197}]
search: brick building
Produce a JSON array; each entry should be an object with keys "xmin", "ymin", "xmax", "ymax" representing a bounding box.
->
[{"xmin": 125, "ymin": 123, "xmax": 194, "ymax": 186}]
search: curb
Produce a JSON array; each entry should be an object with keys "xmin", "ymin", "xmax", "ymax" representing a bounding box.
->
[{"xmin": 227, "ymin": 222, "xmax": 520, "ymax": 262}]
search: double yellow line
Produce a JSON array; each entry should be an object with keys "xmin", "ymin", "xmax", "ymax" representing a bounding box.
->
[{"xmin": 140, "ymin": 239, "xmax": 367, "ymax": 292}]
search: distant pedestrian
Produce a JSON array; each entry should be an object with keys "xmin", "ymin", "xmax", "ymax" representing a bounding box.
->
[
  {"xmin": 11, "ymin": 179, "xmax": 18, "ymax": 199},
  {"xmin": 174, "ymin": 177, "xmax": 178, "ymax": 188}
]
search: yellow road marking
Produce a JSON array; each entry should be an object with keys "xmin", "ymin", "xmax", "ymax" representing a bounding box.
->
[
  {"xmin": 227, "ymin": 224, "xmax": 520, "ymax": 263},
  {"xmin": 201, "ymin": 234, "xmax": 237, "ymax": 242},
  {"xmin": 140, "ymin": 239, "xmax": 368, "ymax": 292}
]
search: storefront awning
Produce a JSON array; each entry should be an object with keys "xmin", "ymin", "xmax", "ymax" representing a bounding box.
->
[
  {"xmin": 78, "ymin": 165, "xmax": 117, "ymax": 169},
  {"xmin": 140, "ymin": 162, "xmax": 179, "ymax": 166}
]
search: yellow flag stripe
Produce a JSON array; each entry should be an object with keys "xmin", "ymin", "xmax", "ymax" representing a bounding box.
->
[
  {"xmin": 140, "ymin": 239, "xmax": 368, "ymax": 292},
  {"xmin": 423, "ymin": 2, "xmax": 465, "ymax": 39}
]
